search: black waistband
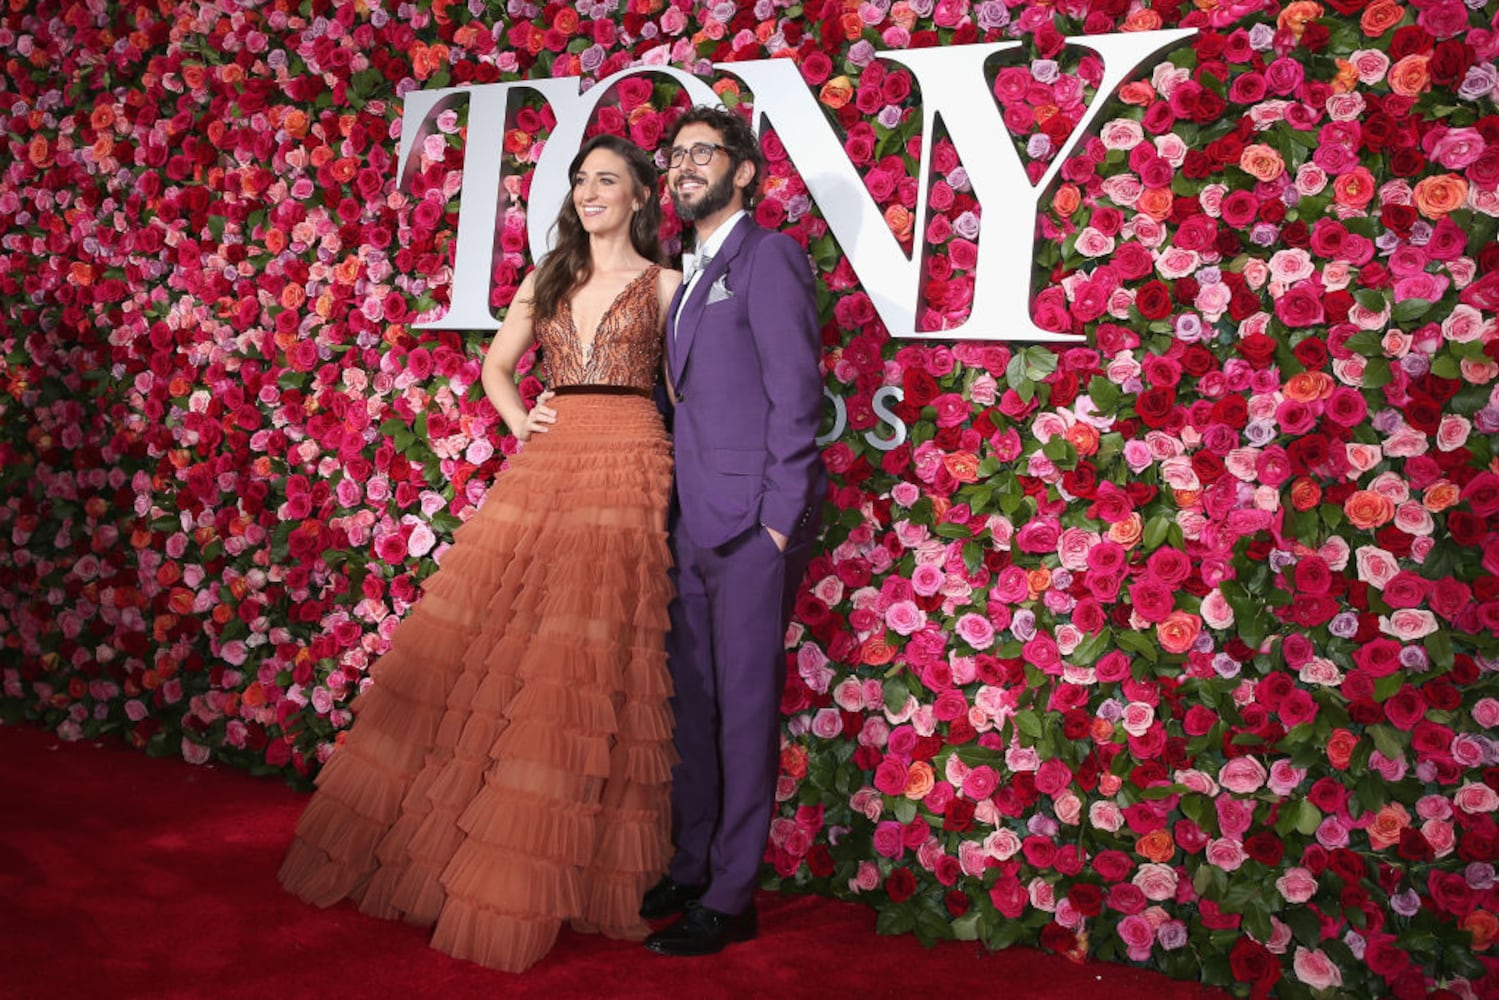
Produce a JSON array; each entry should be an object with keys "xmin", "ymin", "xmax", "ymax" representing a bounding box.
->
[{"xmin": 550, "ymin": 384, "xmax": 652, "ymax": 398}]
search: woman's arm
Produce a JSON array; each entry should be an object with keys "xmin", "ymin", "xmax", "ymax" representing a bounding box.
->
[
  {"xmin": 481, "ymin": 271, "xmax": 555, "ymax": 440},
  {"xmin": 658, "ymin": 267, "xmax": 684, "ymax": 403}
]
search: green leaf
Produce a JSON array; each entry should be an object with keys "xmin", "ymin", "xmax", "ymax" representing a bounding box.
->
[
  {"xmin": 1426, "ymin": 630, "xmax": 1454, "ymax": 671},
  {"xmin": 1114, "ymin": 629, "xmax": 1158, "ymax": 663},
  {"xmin": 1430, "ymin": 353, "xmax": 1460, "ymax": 380},
  {"xmin": 1014, "ymin": 710, "xmax": 1044, "ymax": 743},
  {"xmin": 1361, "ymin": 357, "xmax": 1392, "ymax": 389},
  {"xmin": 1369, "ymin": 724, "xmax": 1405, "ymax": 762},
  {"xmin": 883, "ymin": 675, "xmax": 909, "ymax": 716},
  {"xmin": 1350, "ymin": 291, "xmax": 1385, "ymax": 316},
  {"xmin": 1391, "ymin": 297, "xmax": 1432, "ymax": 322}
]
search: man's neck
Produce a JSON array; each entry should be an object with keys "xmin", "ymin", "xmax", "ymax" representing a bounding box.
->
[{"xmin": 693, "ymin": 202, "xmax": 745, "ymax": 248}]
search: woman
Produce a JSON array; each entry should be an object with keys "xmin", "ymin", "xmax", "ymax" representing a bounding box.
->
[{"xmin": 278, "ymin": 133, "xmax": 683, "ymax": 974}]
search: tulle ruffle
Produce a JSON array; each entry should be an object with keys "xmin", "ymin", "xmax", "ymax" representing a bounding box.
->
[{"xmin": 278, "ymin": 393, "xmax": 674, "ymax": 972}]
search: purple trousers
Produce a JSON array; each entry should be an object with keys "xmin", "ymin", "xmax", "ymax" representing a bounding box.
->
[{"xmin": 664, "ymin": 521, "xmax": 814, "ymax": 915}]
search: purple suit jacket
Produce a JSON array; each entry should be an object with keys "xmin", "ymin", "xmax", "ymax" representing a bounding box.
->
[{"xmin": 666, "ymin": 220, "xmax": 825, "ymax": 549}]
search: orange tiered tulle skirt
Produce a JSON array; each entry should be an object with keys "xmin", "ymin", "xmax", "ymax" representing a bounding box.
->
[{"xmin": 277, "ymin": 392, "xmax": 675, "ymax": 973}]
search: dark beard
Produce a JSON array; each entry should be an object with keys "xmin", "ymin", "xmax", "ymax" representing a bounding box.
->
[{"xmin": 671, "ymin": 169, "xmax": 737, "ymax": 223}]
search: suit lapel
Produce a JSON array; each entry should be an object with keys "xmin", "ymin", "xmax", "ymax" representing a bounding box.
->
[
  {"xmin": 666, "ymin": 280, "xmax": 687, "ymax": 375},
  {"xmin": 671, "ymin": 220, "xmax": 752, "ymax": 386}
]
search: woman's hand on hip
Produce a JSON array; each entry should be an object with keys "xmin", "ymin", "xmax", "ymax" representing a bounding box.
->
[{"xmin": 520, "ymin": 391, "xmax": 557, "ymax": 441}]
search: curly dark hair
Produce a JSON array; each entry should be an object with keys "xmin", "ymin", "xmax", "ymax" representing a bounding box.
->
[
  {"xmin": 666, "ymin": 104, "xmax": 765, "ymax": 209},
  {"xmin": 531, "ymin": 133, "xmax": 665, "ymax": 323}
]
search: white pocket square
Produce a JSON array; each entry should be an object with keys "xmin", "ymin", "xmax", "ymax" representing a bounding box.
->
[{"xmin": 707, "ymin": 276, "xmax": 733, "ymax": 303}]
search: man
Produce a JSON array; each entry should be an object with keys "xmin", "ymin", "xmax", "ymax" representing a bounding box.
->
[{"xmin": 641, "ymin": 105, "xmax": 826, "ymax": 957}]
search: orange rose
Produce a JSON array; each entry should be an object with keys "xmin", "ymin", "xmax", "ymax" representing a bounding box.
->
[
  {"xmin": 884, "ymin": 204, "xmax": 913, "ymax": 244},
  {"xmin": 27, "ymin": 135, "xmax": 51, "ymax": 167},
  {"xmin": 1344, "ymin": 489, "xmax": 1395, "ymax": 529},
  {"xmin": 1065, "ymin": 422, "xmax": 1099, "ymax": 456},
  {"xmin": 1332, "ymin": 58, "xmax": 1359, "ymax": 93},
  {"xmin": 1239, "ymin": 143, "xmax": 1285, "ymax": 182},
  {"xmin": 553, "ymin": 7, "xmax": 579, "ymax": 34},
  {"xmin": 1136, "ymin": 829, "xmax": 1176, "ymax": 862},
  {"xmin": 1462, "ymin": 910, "xmax": 1498, "ymax": 951},
  {"xmin": 1290, "ymin": 477, "xmax": 1323, "ymax": 512},
  {"xmin": 1108, "ymin": 513, "xmax": 1143, "ymax": 547},
  {"xmin": 1053, "ymin": 183, "xmax": 1082, "ymax": 216},
  {"xmin": 1119, "ymin": 81, "xmax": 1155, "ymax": 106},
  {"xmin": 89, "ymin": 104, "xmax": 116, "ymax": 131},
  {"xmin": 862, "ymin": 635, "xmax": 896, "ymax": 666},
  {"xmin": 1366, "ymin": 803, "xmax": 1411, "ymax": 850},
  {"xmin": 1424, "ymin": 481, "xmax": 1460, "ymax": 513},
  {"xmin": 1332, "ymin": 166, "xmax": 1377, "ymax": 209},
  {"xmin": 1123, "ymin": 8, "xmax": 1163, "ymax": 29},
  {"xmin": 282, "ymin": 108, "xmax": 309, "ymax": 138},
  {"xmin": 68, "ymin": 261, "xmax": 94, "ymax": 287},
  {"xmin": 168, "ymin": 588, "xmax": 195, "ymax": 615},
  {"xmin": 1157, "ymin": 611, "xmax": 1202, "ymax": 654},
  {"xmin": 1387, "ymin": 54, "xmax": 1430, "ymax": 97},
  {"xmin": 904, "ymin": 761, "xmax": 935, "ymax": 800},
  {"xmin": 944, "ymin": 451, "xmax": 980, "ymax": 483},
  {"xmin": 330, "ymin": 157, "xmax": 358, "ymax": 184},
  {"xmin": 1027, "ymin": 566, "xmax": 1052, "ymax": 599},
  {"xmin": 1137, "ymin": 186, "xmax": 1174, "ymax": 220},
  {"xmin": 1327, "ymin": 728, "xmax": 1358, "ymax": 769},
  {"xmin": 1283, "ymin": 370, "xmax": 1333, "ymax": 402},
  {"xmin": 1360, "ymin": 0, "xmax": 1405, "ymax": 35},
  {"xmin": 819, "ymin": 75, "xmax": 853, "ymax": 110},
  {"xmin": 779, "ymin": 745, "xmax": 808, "ymax": 779},
  {"xmin": 1277, "ymin": 1, "xmax": 1324, "ymax": 38},
  {"xmin": 1413, "ymin": 174, "xmax": 1469, "ymax": 218}
]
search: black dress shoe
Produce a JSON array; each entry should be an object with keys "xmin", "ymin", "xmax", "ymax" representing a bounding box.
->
[
  {"xmin": 639, "ymin": 876, "xmax": 708, "ymax": 920},
  {"xmin": 644, "ymin": 903, "xmax": 757, "ymax": 957}
]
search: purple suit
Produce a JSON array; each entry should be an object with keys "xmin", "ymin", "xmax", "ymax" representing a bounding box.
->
[{"xmin": 664, "ymin": 218, "xmax": 825, "ymax": 914}]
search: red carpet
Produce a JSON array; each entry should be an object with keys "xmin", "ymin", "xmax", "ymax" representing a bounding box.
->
[{"xmin": 1, "ymin": 723, "xmax": 1225, "ymax": 1000}]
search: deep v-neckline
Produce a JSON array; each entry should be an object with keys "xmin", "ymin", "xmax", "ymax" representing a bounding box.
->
[{"xmin": 568, "ymin": 266, "xmax": 656, "ymax": 366}]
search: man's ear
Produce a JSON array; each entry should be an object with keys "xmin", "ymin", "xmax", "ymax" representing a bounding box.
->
[{"xmin": 734, "ymin": 158, "xmax": 756, "ymax": 196}]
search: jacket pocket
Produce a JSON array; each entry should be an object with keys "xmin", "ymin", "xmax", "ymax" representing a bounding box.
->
[{"xmin": 711, "ymin": 447, "xmax": 763, "ymax": 476}]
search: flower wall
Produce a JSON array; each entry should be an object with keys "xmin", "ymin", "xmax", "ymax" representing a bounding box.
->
[{"xmin": 3, "ymin": 0, "xmax": 1499, "ymax": 995}]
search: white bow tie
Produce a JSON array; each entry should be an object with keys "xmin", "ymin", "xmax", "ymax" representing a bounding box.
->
[{"xmin": 684, "ymin": 252, "xmax": 713, "ymax": 283}]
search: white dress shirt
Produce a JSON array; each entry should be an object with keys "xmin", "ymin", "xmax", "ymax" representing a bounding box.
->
[{"xmin": 676, "ymin": 210, "xmax": 746, "ymax": 333}]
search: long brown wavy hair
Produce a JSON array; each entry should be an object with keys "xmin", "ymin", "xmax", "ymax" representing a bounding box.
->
[{"xmin": 530, "ymin": 133, "xmax": 665, "ymax": 323}]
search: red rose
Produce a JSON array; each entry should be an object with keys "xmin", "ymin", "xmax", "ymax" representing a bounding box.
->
[
  {"xmin": 1229, "ymin": 937, "xmax": 1281, "ymax": 994},
  {"xmin": 1134, "ymin": 386, "xmax": 1177, "ymax": 429},
  {"xmin": 1039, "ymin": 921, "xmax": 1076, "ymax": 955},
  {"xmin": 1068, "ymin": 883, "xmax": 1104, "ymax": 917},
  {"xmin": 1135, "ymin": 280, "xmax": 1172, "ymax": 319},
  {"xmin": 884, "ymin": 867, "xmax": 917, "ymax": 903}
]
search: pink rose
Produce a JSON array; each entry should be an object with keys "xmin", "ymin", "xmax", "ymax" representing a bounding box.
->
[
  {"xmin": 1132, "ymin": 863, "xmax": 1178, "ymax": 901},
  {"xmin": 955, "ymin": 613, "xmax": 995, "ymax": 650},
  {"xmin": 885, "ymin": 600, "xmax": 926, "ymax": 636},
  {"xmin": 1292, "ymin": 947, "xmax": 1343, "ymax": 991},
  {"xmin": 1275, "ymin": 867, "xmax": 1318, "ymax": 903},
  {"xmin": 1380, "ymin": 609, "xmax": 1439, "ymax": 641},
  {"xmin": 1455, "ymin": 783, "xmax": 1499, "ymax": 815},
  {"xmin": 1206, "ymin": 838, "xmax": 1247, "ymax": 871},
  {"xmin": 1118, "ymin": 914, "xmax": 1155, "ymax": 960},
  {"xmin": 1219, "ymin": 757, "xmax": 1268, "ymax": 794}
]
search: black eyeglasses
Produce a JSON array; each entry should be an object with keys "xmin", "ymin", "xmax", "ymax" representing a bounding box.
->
[{"xmin": 668, "ymin": 142, "xmax": 726, "ymax": 168}]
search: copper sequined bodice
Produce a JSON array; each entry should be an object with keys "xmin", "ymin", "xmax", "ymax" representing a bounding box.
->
[{"xmin": 536, "ymin": 265, "xmax": 663, "ymax": 391}]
